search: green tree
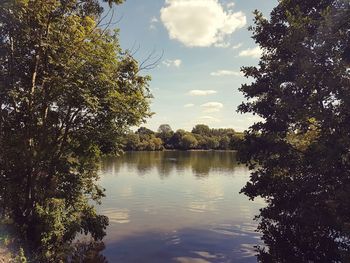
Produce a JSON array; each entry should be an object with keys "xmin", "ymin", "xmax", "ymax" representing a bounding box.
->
[
  {"xmin": 157, "ymin": 124, "xmax": 173, "ymax": 148},
  {"xmin": 123, "ymin": 132, "xmax": 141, "ymax": 151},
  {"xmin": 192, "ymin": 124, "xmax": 210, "ymax": 136},
  {"xmin": 193, "ymin": 134, "xmax": 206, "ymax": 149},
  {"xmin": 238, "ymin": 0, "xmax": 350, "ymax": 262},
  {"xmin": 180, "ymin": 133, "xmax": 198, "ymax": 150},
  {"xmin": 219, "ymin": 136, "xmax": 230, "ymax": 150},
  {"xmin": 136, "ymin": 127, "xmax": 154, "ymax": 136},
  {"xmin": 149, "ymin": 137, "xmax": 163, "ymax": 151},
  {"xmin": 0, "ymin": 0, "xmax": 151, "ymax": 260},
  {"xmin": 157, "ymin": 124, "xmax": 173, "ymax": 134},
  {"xmin": 206, "ymin": 137, "xmax": 219, "ymax": 149},
  {"xmin": 168, "ymin": 129, "xmax": 186, "ymax": 149}
]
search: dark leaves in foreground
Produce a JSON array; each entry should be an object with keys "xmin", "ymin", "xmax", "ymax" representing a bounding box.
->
[{"xmin": 239, "ymin": 0, "xmax": 350, "ymax": 262}]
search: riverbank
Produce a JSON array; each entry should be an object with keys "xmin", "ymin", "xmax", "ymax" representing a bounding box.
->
[
  {"xmin": 0, "ymin": 224, "xmax": 12, "ymax": 263},
  {"xmin": 0, "ymin": 220, "xmax": 24, "ymax": 262},
  {"xmin": 0, "ymin": 246, "xmax": 11, "ymax": 263},
  {"xmin": 184, "ymin": 149, "xmax": 237, "ymax": 152},
  {"xmin": 125, "ymin": 149, "xmax": 238, "ymax": 152}
]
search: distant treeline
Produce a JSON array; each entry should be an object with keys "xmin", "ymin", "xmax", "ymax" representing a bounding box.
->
[{"xmin": 122, "ymin": 124, "xmax": 244, "ymax": 151}]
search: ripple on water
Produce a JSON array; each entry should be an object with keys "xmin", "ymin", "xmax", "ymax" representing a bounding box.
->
[
  {"xmin": 187, "ymin": 201, "xmax": 209, "ymax": 213},
  {"xmin": 102, "ymin": 208, "xmax": 130, "ymax": 224},
  {"xmin": 173, "ymin": 257, "xmax": 212, "ymax": 263},
  {"xmin": 99, "ymin": 152, "xmax": 264, "ymax": 262},
  {"xmin": 164, "ymin": 230, "xmax": 181, "ymax": 245},
  {"xmin": 236, "ymin": 243, "xmax": 258, "ymax": 258}
]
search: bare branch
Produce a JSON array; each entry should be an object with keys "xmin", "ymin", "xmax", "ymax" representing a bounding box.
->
[{"xmin": 138, "ymin": 49, "xmax": 164, "ymax": 72}]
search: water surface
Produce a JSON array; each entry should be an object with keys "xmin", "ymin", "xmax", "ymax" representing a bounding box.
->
[{"xmin": 98, "ymin": 151, "xmax": 264, "ymax": 263}]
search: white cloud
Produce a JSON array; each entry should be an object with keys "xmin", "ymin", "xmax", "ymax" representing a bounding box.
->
[
  {"xmin": 150, "ymin": 16, "xmax": 158, "ymax": 23},
  {"xmin": 150, "ymin": 16, "xmax": 159, "ymax": 30},
  {"xmin": 210, "ymin": 70, "xmax": 242, "ymax": 76},
  {"xmin": 160, "ymin": 0, "xmax": 246, "ymax": 47},
  {"xmin": 232, "ymin": 43, "xmax": 243, "ymax": 49},
  {"xmin": 226, "ymin": 2, "xmax": 235, "ymax": 9},
  {"xmin": 189, "ymin": 90, "xmax": 217, "ymax": 96},
  {"xmin": 162, "ymin": 59, "xmax": 182, "ymax": 68},
  {"xmin": 200, "ymin": 102, "xmax": 223, "ymax": 112},
  {"xmin": 199, "ymin": 116, "xmax": 221, "ymax": 123},
  {"xmin": 184, "ymin": 103, "xmax": 195, "ymax": 108},
  {"xmin": 239, "ymin": 46, "xmax": 262, "ymax": 58},
  {"xmin": 149, "ymin": 87, "xmax": 160, "ymax": 92},
  {"xmin": 214, "ymin": 42, "xmax": 230, "ymax": 48}
]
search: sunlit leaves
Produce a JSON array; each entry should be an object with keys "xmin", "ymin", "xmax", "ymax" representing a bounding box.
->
[{"xmin": 0, "ymin": 0, "xmax": 151, "ymax": 261}]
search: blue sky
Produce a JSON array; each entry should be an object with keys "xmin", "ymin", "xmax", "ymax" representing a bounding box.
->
[{"xmin": 108, "ymin": 0, "xmax": 277, "ymax": 132}]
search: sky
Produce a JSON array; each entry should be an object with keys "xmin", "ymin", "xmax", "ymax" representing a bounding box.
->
[{"xmin": 107, "ymin": 0, "xmax": 278, "ymax": 132}]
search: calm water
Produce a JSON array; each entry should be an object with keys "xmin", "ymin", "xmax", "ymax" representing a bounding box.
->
[{"xmin": 98, "ymin": 151, "xmax": 264, "ymax": 263}]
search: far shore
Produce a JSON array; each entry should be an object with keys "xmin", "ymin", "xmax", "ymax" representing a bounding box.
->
[
  {"xmin": 0, "ymin": 224, "xmax": 13, "ymax": 262},
  {"xmin": 124, "ymin": 149, "xmax": 238, "ymax": 152}
]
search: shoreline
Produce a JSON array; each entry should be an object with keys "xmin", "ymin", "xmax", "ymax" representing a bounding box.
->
[
  {"xmin": 123, "ymin": 149, "xmax": 238, "ymax": 152},
  {"xmin": 0, "ymin": 224, "xmax": 12, "ymax": 263},
  {"xmin": 0, "ymin": 246, "xmax": 11, "ymax": 263}
]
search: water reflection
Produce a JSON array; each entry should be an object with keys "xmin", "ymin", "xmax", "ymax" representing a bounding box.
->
[
  {"xmin": 103, "ymin": 209, "xmax": 130, "ymax": 224},
  {"xmin": 102, "ymin": 227, "xmax": 261, "ymax": 263},
  {"xmin": 76, "ymin": 151, "xmax": 349, "ymax": 262},
  {"xmin": 69, "ymin": 241, "xmax": 107, "ymax": 263},
  {"xmin": 101, "ymin": 151, "xmax": 238, "ymax": 178},
  {"xmin": 254, "ymin": 196, "xmax": 350, "ymax": 262},
  {"xmin": 98, "ymin": 151, "xmax": 263, "ymax": 262}
]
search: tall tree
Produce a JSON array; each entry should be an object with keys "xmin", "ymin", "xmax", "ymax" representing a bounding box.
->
[
  {"xmin": 0, "ymin": 0, "xmax": 151, "ymax": 260},
  {"xmin": 238, "ymin": 0, "xmax": 350, "ymax": 262},
  {"xmin": 157, "ymin": 124, "xmax": 173, "ymax": 148},
  {"xmin": 180, "ymin": 133, "xmax": 198, "ymax": 150},
  {"xmin": 157, "ymin": 124, "xmax": 173, "ymax": 134},
  {"xmin": 192, "ymin": 124, "xmax": 210, "ymax": 136}
]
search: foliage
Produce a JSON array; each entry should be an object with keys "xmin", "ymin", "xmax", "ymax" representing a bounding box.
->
[
  {"xmin": 192, "ymin": 124, "xmax": 210, "ymax": 136},
  {"xmin": 180, "ymin": 133, "xmax": 198, "ymax": 150},
  {"xmin": 157, "ymin": 124, "xmax": 174, "ymax": 148},
  {"xmin": 122, "ymin": 124, "xmax": 243, "ymax": 151},
  {"xmin": 107, "ymin": 151, "xmax": 238, "ymax": 178},
  {"xmin": 0, "ymin": 0, "xmax": 151, "ymax": 261},
  {"xmin": 157, "ymin": 124, "xmax": 173, "ymax": 134},
  {"xmin": 238, "ymin": 0, "xmax": 350, "ymax": 262},
  {"xmin": 68, "ymin": 241, "xmax": 107, "ymax": 263},
  {"xmin": 126, "ymin": 127, "xmax": 163, "ymax": 151},
  {"xmin": 12, "ymin": 248, "xmax": 27, "ymax": 263}
]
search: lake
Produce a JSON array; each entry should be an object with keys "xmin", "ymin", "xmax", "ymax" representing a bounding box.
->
[{"xmin": 98, "ymin": 151, "xmax": 264, "ymax": 263}]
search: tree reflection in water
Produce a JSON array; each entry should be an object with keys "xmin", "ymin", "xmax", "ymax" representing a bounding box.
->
[
  {"xmin": 256, "ymin": 163, "xmax": 350, "ymax": 262},
  {"xmin": 251, "ymin": 182, "xmax": 350, "ymax": 262},
  {"xmin": 101, "ymin": 151, "xmax": 238, "ymax": 179},
  {"xmin": 68, "ymin": 241, "xmax": 108, "ymax": 263},
  {"xmin": 101, "ymin": 151, "xmax": 350, "ymax": 262}
]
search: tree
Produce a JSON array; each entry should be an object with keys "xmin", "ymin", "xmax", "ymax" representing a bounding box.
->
[
  {"xmin": 136, "ymin": 127, "xmax": 154, "ymax": 136},
  {"xmin": 207, "ymin": 137, "xmax": 219, "ymax": 149},
  {"xmin": 157, "ymin": 124, "xmax": 173, "ymax": 134},
  {"xmin": 0, "ymin": 0, "xmax": 151, "ymax": 260},
  {"xmin": 135, "ymin": 126, "xmax": 153, "ymax": 145},
  {"xmin": 157, "ymin": 124, "xmax": 173, "ymax": 148},
  {"xmin": 219, "ymin": 136, "xmax": 230, "ymax": 150},
  {"xmin": 149, "ymin": 137, "xmax": 164, "ymax": 151},
  {"xmin": 123, "ymin": 132, "xmax": 141, "ymax": 151},
  {"xmin": 192, "ymin": 124, "xmax": 210, "ymax": 136},
  {"xmin": 168, "ymin": 129, "xmax": 186, "ymax": 149},
  {"xmin": 180, "ymin": 134, "xmax": 198, "ymax": 150},
  {"xmin": 238, "ymin": 0, "xmax": 350, "ymax": 262}
]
